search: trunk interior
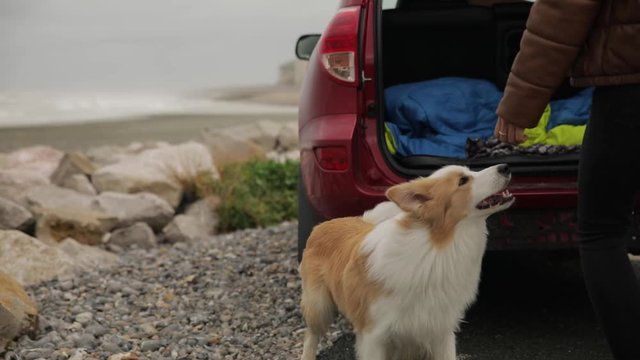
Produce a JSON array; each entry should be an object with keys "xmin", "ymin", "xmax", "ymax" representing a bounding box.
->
[{"xmin": 377, "ymin": 0, "xmax": 583, "ymax": 176}]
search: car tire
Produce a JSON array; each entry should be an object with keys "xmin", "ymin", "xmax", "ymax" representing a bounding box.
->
[{"xmin": 298, "ymin": 169, "xmax": 321, "ymax": 262}]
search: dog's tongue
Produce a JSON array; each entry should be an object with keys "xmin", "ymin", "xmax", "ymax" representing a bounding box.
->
[{"xmin": 476, "ymin": 190, "xmax": 513, "ymax": 209}]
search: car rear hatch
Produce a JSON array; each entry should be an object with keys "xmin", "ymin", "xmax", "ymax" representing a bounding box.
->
[{"xmin": 375, "ymin": 0, "xmax": 583, "ymax": 177}]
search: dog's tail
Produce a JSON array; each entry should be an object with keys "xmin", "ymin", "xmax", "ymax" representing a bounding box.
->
[{"xmin": 362, "ymin": 201, "xmax": 402, "ymax": 225}]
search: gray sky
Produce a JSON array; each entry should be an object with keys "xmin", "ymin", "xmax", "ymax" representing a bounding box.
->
[{"xmin": 0, "ymin": 0, "xmax": 337, "ymax": 91}]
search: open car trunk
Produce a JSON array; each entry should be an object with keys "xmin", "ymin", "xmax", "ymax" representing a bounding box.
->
[{"xmin": 377, "ymin": 0, "xmax": 585, "ymax": 176}]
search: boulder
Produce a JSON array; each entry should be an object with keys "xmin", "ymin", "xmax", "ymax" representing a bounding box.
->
[
  {"xmin": 184, "ymin": 197, "xmax": 220, "ymax": 235},
  {"xmin": 216, "ymin": 120, "xmax": 282, "ymax": 149},
  {"xmin": 61, "ymin": 174, "xmax": 98, "ymax": 196},
  {"xmin": 35, "ymin": 207, "xmax": 116, "ymax": 246},
  {"xmin": 51, "ymin": 152, "xmax": 97, "ymax": 186},
  {"xmin": 200, "ymin": 120, "xmax": 289, "ymax": 165},
  {"xmin": 85, "ymin": 142, "xmax": 169, "ymax": 168},
  {"xmin": 5, "ymin": 146, "xmax": 64, "ymax": 180},
  {"xmin": 97, "ymin": 192, "xmax": 174, "ymax": 231},
  {"xmin": 92, "ymin": 142, "xmax": 218, "ymax": 208},
  {"xmin": 275, "ymin": 121, "xmax": 298, "ymax": 151},
  {"xmin": 0, "ymin": 231, "xmax": 116, "ymax": 286},
  {"xmin": 0, "ymin": 197, "xmax": 34, "ymax": 231},
  {"xmin": 85, "ymin": 145, "xmax": 136, "ymax": 168},
  {"xmin": 162, "ymin": 215, "xmax": 209, "ymax": 244},
  {"xmin": 57, "ymin": 238, "xmax": 118, "ymax": 269},
  {"xmin": 0, "ymin": 170, "xmax": 50, "ymax": 205},
  {"xmin": 252, "ymin": 120, "xmax": 283, "ymax": 150},
  {"xmin": 202, "ymin": 127, "xmax": 266, "ymax": 167},
  {"xmin": 108, "ymin": 222, "xmax": 157, "ymax": 250},
  {"xmin": 0, "ymin": 230, "xmax": 76, "ymax": 286},
  {"xmin": 24, "ymin": 185, "xmax": 99, "ymax": 212},
  {"xmin": 0, "ymin": 272, "xmax": 38, "ymax": 349}
]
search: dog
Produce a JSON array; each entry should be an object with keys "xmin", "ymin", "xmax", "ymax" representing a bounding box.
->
[{"xmin": 299, "ymin": 164, "xmax": 514, "ymax": 360}]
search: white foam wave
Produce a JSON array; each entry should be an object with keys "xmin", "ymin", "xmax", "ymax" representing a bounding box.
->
[{"xmin": 0, "ymin": 92, "xmax": 297, "ymax": 128}]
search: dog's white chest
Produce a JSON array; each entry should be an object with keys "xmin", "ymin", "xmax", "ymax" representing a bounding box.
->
[
  {"xmin": 372, "ymin": 268, "xmax": 481, "ymax": 338},
  {"xmin": 363, "ymin": 219, "xmax": 488, "ymax": 339}
]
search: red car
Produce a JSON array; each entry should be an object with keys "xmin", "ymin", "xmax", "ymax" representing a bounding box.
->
[{"xmin": 295, "ymin": 0, "xmax": 640, "ymax": 260}]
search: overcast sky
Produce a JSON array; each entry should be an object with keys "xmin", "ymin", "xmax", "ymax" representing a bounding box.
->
[{"xmin": 0, "ymin": 0, "xmax": 338, "ymax": 91}]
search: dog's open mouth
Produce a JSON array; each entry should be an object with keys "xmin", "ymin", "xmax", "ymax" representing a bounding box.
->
[{"xmin": 476, "ymin": 190, "xmax": 514, "ymax": 210}]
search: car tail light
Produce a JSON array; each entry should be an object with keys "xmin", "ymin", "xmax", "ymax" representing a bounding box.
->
[
  {"xmin": 319, "ymin": 6, "xmax": 361, "ymax": 86},
  {"xmin": 315, "ymin": 147, "xmax": 349, "ymax": 171}
]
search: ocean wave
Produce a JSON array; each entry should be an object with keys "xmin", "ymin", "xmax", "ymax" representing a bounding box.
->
[{"xmin": 0, "ymin": 91, "xmax": 297, "ymax": 128}]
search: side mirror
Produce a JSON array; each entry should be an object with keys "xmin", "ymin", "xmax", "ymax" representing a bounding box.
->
[{"xmin": 295, "ymin": 34, "xmax": 321, "ymax": 61}]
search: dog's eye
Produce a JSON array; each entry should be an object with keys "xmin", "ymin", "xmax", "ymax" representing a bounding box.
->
[{"xmin": 459, "ymin": 176, "xmax": 469, "ymax": 186}]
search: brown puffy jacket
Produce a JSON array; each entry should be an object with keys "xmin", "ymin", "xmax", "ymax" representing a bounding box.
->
[{"xmin": 497, "ymin": 0, "xmax": 640, "ymax": 129}]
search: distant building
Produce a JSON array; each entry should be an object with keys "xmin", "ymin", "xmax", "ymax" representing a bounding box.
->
[{"xmin": 278, "ymin": 60, "xmax": 308, "ymax": 87}]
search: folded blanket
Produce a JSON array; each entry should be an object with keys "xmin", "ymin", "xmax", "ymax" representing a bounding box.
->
[
  {"xmin": 385, "ymin": 78, "xmax": 502, "ymax": 158},
  {"xmin": 385, "ymin": 78, "xmax": 593, "ymax": 159}
]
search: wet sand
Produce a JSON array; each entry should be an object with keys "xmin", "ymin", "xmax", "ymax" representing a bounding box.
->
[{"xmin": 0, "ymin": 112, "xmax": 297, "ymax": 152}]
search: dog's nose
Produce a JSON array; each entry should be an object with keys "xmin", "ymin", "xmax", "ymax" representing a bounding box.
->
[{"xmin": 497, "ymin": 164, "xmax": 510, "ymax": 177}]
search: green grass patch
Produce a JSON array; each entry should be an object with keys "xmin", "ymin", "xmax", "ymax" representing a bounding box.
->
[{"xmin": 202, "ymin": 160, "xmax": 299, "ymax": 232}]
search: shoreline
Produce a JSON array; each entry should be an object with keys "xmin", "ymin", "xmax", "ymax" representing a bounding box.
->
[
  {"xmin": 0, "ymin": 112, "xmax": 297, "ymax": 152},
  {"xmin": 0, "ymin": 86, "xmax": 299, "ymax": 152}
]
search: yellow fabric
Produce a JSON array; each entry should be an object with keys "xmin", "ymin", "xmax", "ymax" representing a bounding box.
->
[
  {"xmin": 520, "ymin": 105, "xmax": 586, "ymax": 148},
  {"xmin": 385, "ymin": 123, "xmax": 398, "ymax": 155}
]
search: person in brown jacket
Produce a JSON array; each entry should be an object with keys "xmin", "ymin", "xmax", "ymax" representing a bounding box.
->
[{"xmin": 495, "ymin": 0, "xmax": 640, "ymax": 359}]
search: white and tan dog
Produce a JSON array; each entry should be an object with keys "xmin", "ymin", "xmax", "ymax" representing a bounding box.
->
[{"xmin": 299, "ymin": 164, "xmax": 514, "ymax": 360}]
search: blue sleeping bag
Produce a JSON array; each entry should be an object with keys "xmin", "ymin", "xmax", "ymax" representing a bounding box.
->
[{"xmin": 385, "ymin": 77, "xmax": 593, "ymax": 158}]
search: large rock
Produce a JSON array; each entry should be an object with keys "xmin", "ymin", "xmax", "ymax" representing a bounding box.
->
[
  {"xmin": 251, "ymin": 120, "xmax": 284, "ymax": 150},
  {"xmin": 202, "ymin": 127, "xmax": 266, "ymax": 167},
  {"xmin": 85, "ymin": 142, "xmax": 168, "ymax": 168},
  {"xmin": 0, "ymin": 197, "xmax": 33, "ymax": 231},
  {"xmin": 35, "ymin": 208, "xmax": 116, "ymax": 246},
  {"xmin": 162, "ymin": 215, "xmax": 209, "ymax": 244},
  {"xmin": 61, "ymin": 174, "xmax": 98, "ymax": 196},
  {"xmin": 0, "ymin": 272, "xmax": 38, "ymax": 349},
  {"xmin": 108, "ymin": 222, "xmax": 157, "ymax": 250},
  {"xmin": 276, "ymin": 121, "xmax": 298, "ymax": 151},
  {"xmin": 0, "ymin": 231, "xmax": 116, "ymax": 286},
  {"xmin": 201, "ymin": 120, "xmax": 294, "ymax": 166},
  {"xmin": 97, "ymin": 192, "xmax": 174, "ymax": 231},
  {"xmin": 5, "ymin": 146, "xmax": 64, "ymax": 180},
  {"xmin": 184, "ymin": 197, "xmax": 220, "ymax": 235},
  {"xmin": 57, "ymin": 238, "xmax": 118, "ymax": 269},
  {"xmin": 24, "ymin": 185, "xmax": 99, "ymax": 212},
  {"xmin": 0, "ymin": 170, "xmax": 50, "ymax": 205},
  {"xmin": 85, "ymin": 145, "xmax": 136, "ymax": 168},
  {"xmin": 51, "ymin": 152, "xmax": 97, "ymax": 186},
  {"xmin": 0, "ymin": 230, "xmax": 76, "ymax": 286},
  {"xmin": 92, "ymin": 142, "xmax": 218, "ymax": 208},
  {"xmin": 218, "ymin": 120, "xmax": 282, "ymax": 149}
]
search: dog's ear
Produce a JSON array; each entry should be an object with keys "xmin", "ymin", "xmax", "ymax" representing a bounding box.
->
[
  {"xmin": 386, "ymin": 180, "xmax": 449, "ymax": 228},
  {"xmin": 386, "ymin": 181, "xmax": 433, "ymax": 214}
]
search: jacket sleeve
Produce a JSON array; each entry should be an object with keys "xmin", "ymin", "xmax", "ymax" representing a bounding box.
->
[{"xmin": 496, "ymin": 0, "xmax": 601, "ymax": 129}]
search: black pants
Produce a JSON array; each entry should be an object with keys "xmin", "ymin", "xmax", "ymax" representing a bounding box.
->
[{"xmin": 578, "ymin": 84, "xmax": 640, "ymax": 360}]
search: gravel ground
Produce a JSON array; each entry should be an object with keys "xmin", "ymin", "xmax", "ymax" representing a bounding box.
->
[
  {"xmin": 2, "ymin": 222, "xmax": 349, "ymax": 360},
  {"xmin": 6, "ymin": 222, "xmax": 627, "ymax": 360}
]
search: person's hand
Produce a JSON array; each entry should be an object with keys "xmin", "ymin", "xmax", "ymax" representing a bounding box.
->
[{"xmin": 495, "ymin": 117, "xmax": 526, "ymax": 144}]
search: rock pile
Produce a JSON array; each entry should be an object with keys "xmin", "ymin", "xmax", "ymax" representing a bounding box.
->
[
  {"xmin": 3, "ymin": 222, "xmax": 349, "ymax": 359},
  {"xmin": 0, "ymin": 120, "xmax": 299, "ymax": 349}
]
